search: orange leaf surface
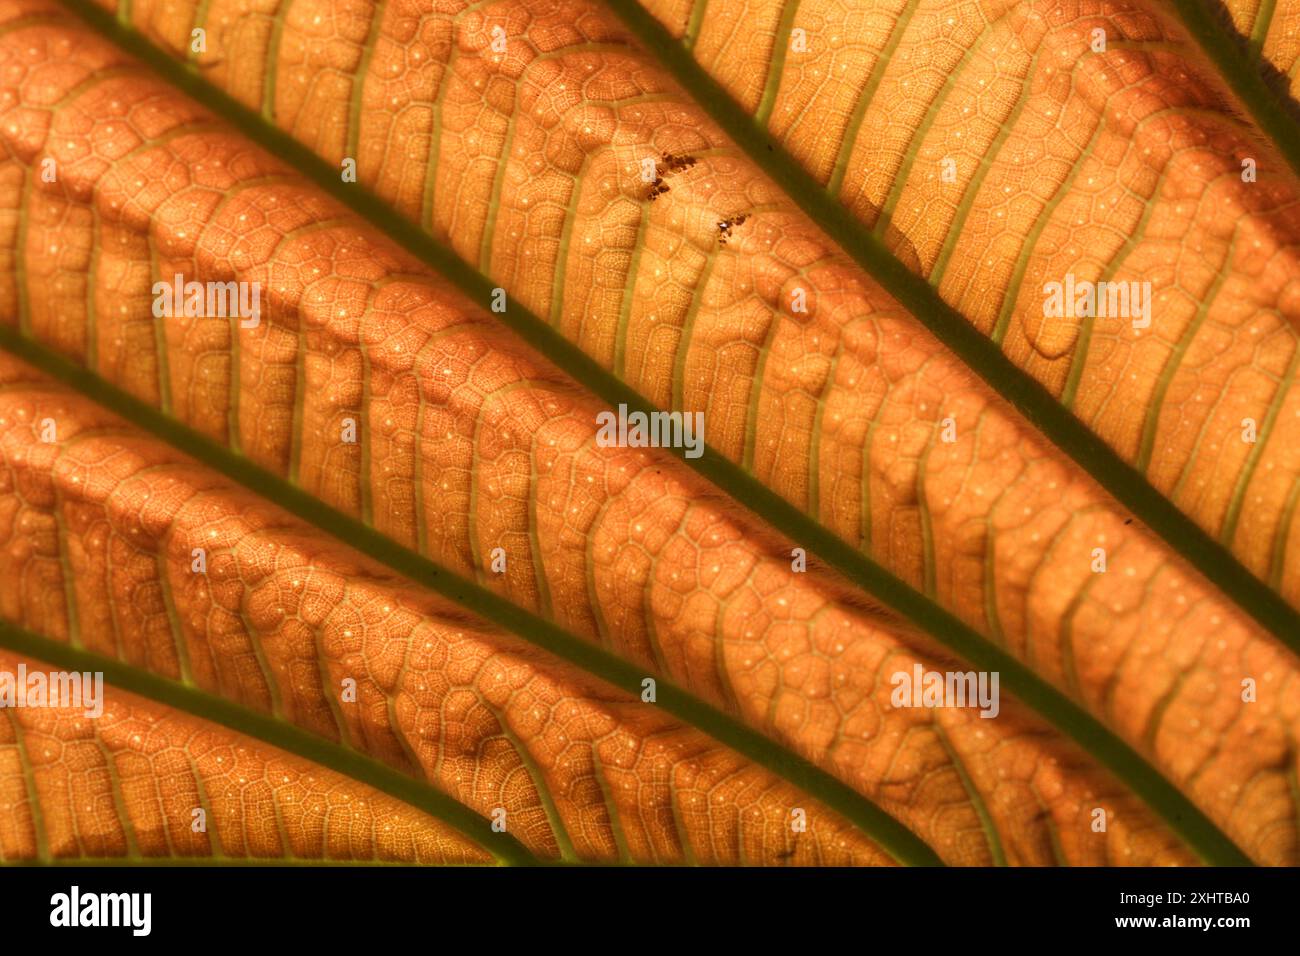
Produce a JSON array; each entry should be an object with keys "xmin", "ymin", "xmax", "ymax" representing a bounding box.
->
[
  {"xmin": 0, "ymin": 651, "xmax": 492, "ymax": 863},
  {"xmin": 0, "ymin": 352, "xmax": 1192, "ymax": 864},
  {"xmin": 0, "ymin": 0, "xmax": 1296, "ymax": 867}
]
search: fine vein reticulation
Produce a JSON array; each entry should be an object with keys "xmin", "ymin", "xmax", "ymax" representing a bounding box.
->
[{"xmin": 0, "ymin": 0, "xmax": 1296, "ymax": 865}]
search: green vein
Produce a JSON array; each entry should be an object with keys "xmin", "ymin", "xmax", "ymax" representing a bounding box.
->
[
  {"xmin": 157, "ymin": 544, "xmax": 194, "ymax": 686},
  {"xmin": 807, "ymin": 348, "xmax": 841, "ymax": 519},
  {"xmin": 51, "ymin": 489, "xmax": 81, "ymax": 649},
  {"xmin": 754, "ymin": 0, "xmax": 800, "ymax": 127},
  {"xmin": 915, "ymin": 420, "xmax": 940, "ymax": 598},
  {"xmin": 1269, "ymin": 473, "xmax": 1300, "ymax": 588},
  {"xmin": 147, "ymin": 253, "xmax": 173, "ymax": 415},
  {"xmin": 94, "ymin": 735, "xmax": 141, "ymax": 856},
  {"xmin": 14, "ymin": 166, "xmax": 30, "ymax": 335},
  {"xmin": 1134, "ymin": 271, "xmax": 1224, "ymax": 468},
  {"xmin": 929, "ymin": 42, "xmax": 1040, "ymax": 285},
  {"xmin": 1064, "ymin": 134, "xmax": 1244, "ymax": 416},
  {"xmin": 346, "ymin": 0, "xmax": 388, "ymax": 162},
  {"xmin": 827, "ymin": 0, "xmax": 917, "ymax": 199},
  {"xmin": 312, "ymin": 624, "xmax": 351, "ymax": 749},
  {"xmin": 0, "ymin": 326, "xmax": 942, "ymax": 868},
  {"xmin": 991, "ymin": 112, "xmax": 1105, "ymax": 346},
  {"xmin": 0, "ymin": 616, "xmax": 534, "ymax": 866},
  {"xmin": 186, "ymin": 0, "xmax": 215, "ymax": 64},
  {"xmin": 466, "ymin": 378, "xmax": 548, "ymax": 581},
  {"xmin": 189, "ymin": 757, "xmax": 224, "ymax": 858},
  {"xmin": 742, "ymin": 295, "xmax": 782, "ymax": 471},
  {"xmin": 287, "ymin": 294, "xmax": 307, "ymax": 484},
  {"xmin": 262, "ymin": 0, "xmax": 290, "ymax": 123},
  {"xmin": 1142, "ymin": 669, "xmax": 1189, "ymax": 755},
  {"xmin": 6, "ymin": 709, "xmax": 50, "ymax": 862},
  {"xmin": 495, "ymin": 722, "xmax": 579, "ymax": 862},
  {"xmin": 974, "ymin": 419, "xmax": 1011, "ymax": 646},
  {"xmin": 1167, "ymin": 0, "xmax": 1300, "ymax": 181},
  {"xmin": 1222, "ymin": 339, "xmax": 1300, "ymax": 548},
  {"xmin": 549, "ymin": 156, "xmax": 589, "ymax": 327},
  {"xmin": 935, "ymin": 725, "xmax": 1005, "ymax": 866},
  {"xmin": 526, "ymin": 430, "xmax": 555, "ymax": 622},
  {"xmin": 682, "ymin": 0, "xmax": 708, "ymax": 50},
  {"xmin": 1248, "ymin": 0, "xmax": 1279, "ymax": 62},
  {"xmin": 670, "ymin": 247, "xmax": 717, "ymax": 411},
  {"xmin": 478, "ymin": 102, "xmax": 519, "ymax": 275},
  {"xmin": 85, "ymin": 205, "xmax": 100, "ymax": 374},
  {"xmin": 597, "ymin": 0, "xmax": 1300, "ymax": 657},
  {"xmin": 359, "ymin": 328, "xmax": 375, "ymax": 526},
  {"xmin": 591, "ymin": 751, "xmax": 632, "ymax": 863},
  {"xmin": 49, "ymin": 0, "xmax": 1258, "ymax": 865},
  {"xmin": 873, "ymin": 26, "xmax": 989, "ymax": 239},
  {"xmin": 613, "ymin": 208, "xmax": 650, "ymax": 378},
  {"xmin": 421, "ymin": 39, "xmax": 457, "ymax": 232}
]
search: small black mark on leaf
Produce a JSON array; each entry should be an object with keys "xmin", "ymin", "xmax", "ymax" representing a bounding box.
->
[
  {"xmin": 717, "ymin": 213, "xmax": 750, "ymax": 246},
  {"xmin": 661, "ymin": 151, "xmax": 698, "ymax": 173},
  {"xmin": 645, "ymin": 152, "xmax": 697, "ymax": 201}
]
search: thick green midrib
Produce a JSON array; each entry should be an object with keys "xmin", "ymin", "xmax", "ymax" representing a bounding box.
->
[
  {"xmin": 600, "ymin": 1, "xmax": 1268, "ymax": 866},
  {"xmin": 0, "ymin": 616, "xmax": 535, "ymax": 867},
  {"xmin": 598, "ymin": 0, "xmax": 1300, "ymax": 657},
  {"xmin": 1168, "ymin": 0, "xmax": 1300, "ymax": 182},
  {"xmin": 53, "ymin": 0, "xmax": 1253, "ymax": 865},
  {"xmin": 0, "ymin": 329, "xmax": 942, "ymax": 869}
]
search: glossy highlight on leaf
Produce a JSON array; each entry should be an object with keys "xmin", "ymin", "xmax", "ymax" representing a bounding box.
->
[{"xmin": 0, "ymin": 0, "xmax": 1295, "ymax": 867}]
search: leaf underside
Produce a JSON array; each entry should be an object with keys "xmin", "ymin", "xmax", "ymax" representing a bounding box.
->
[{"xmin": 0, "ymin": 0, "xmax": 1296, "ymax": 865}]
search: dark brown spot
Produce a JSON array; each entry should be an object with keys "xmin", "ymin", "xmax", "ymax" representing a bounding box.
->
[{"xmin": 716, "ymin": 212, "xmax": 750, "ymax": 246}]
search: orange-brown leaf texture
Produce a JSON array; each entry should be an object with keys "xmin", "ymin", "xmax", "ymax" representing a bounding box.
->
[{"xmin": 0, "ymin": 0, "xmax": 1296, "ymax": 866}]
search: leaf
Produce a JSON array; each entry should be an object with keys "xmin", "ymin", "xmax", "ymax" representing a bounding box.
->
[
  {"xmin": 0, "ymin": 0, "xmax": 1294, "ymax": 865},
  {"xmin": 1214, "ymin": 0, "xmax": 1300, "ymax": 107},
  {"xmin": 621, "ymin": 0, "xmax": 1300, "ymax": 605},
  {"xmin": 0, "ymin": 346, "xmax": 1183, "ymax": 865},
  {"xmin": 0, "ymin": 652, "xmax": 496, "ymax": 863},
  {"xmin": 0, "ymin": 357, "xmax": 915, "ymax": 865}
]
